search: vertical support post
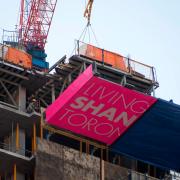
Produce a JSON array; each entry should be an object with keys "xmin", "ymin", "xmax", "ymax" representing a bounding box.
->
[
  {"xmin": 127, "ymin": 57, "xmax": 131, "ymax": 73},
  {"xmin": 152, "ymin": 86, "xmax": 155, "ymax": 97},
  {"xmin": 77, "ymin": 40, "xmax": 80, "ymax": 55},
  {"xmin": 13, "ymin": 164, "xmax": 17, "ymax": 180},
  {"xmin": 135, "ymin": 160, "xmax": 137, "ymax": 171},
  {"xmin": 33, "ymin": 123, "xmax": 37, "ymax": 153},
  {"xmin": 100, "ymin": 148, "xmax": 104, "ymax": 180},
  {"xmin": 101, "ymin": 148, "xmax": 103, "ymax": 160},
  {"xmin": 51, "ymin": 85, "xmax": 55, "ymax": 103},
  {"xmin": 154, "ymin": 167, "xmax": 156, "ymax": 178},
  {"xmin": 148, "ymin": 164, "xmax": 150, "ymax": 176},
  {"xmin": 68, "ymin": 74, "xmax": 72, "ymax": 84},
  {"xmin": 2, "ymin": 43, "xmax": 5, "ymax": 61},
  {"xmin": 11, "ymin": 121, "xmax": 14, "ymax": 151},
  {"xmin": 102, "ymin": 49, "xmax": 104, "ymax": 65},
  {"xmin": 31, "ymin": 137, "xmax": 34, "ymax": 154},
  {"xmin": 16, "ymin": 123, "xmax": 20, "ymax": 151},
  {"xmin": 118, "ymin": 156, "xmax": 121, "ymax": 165},
  {"xmin": 106, "ymin": 148, "xmax": 109, "ymax": 162},
  {"xmin": 79, "ymin": 141, "xmax": 82, "ymax": 157},
  {"xmin": 40, "ymin": 117, "xmax": 43, "ymax": 140},
  {"xmin": 83, "ymin": 62, "xmax": 86, "ymax": 71},
  {"xmin": 86, "ymin": 142, "xmax": 89, "ymax": 156},
  {"xmin": 18, "ymin": 85, "xmax": 26, "ymax": 112},
  {"xmin": 152, "ymin": 67, "xmax": 156, "ymax": 97}
]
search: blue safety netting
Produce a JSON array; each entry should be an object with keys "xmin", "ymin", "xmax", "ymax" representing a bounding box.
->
[{"xmin": 110, "ymin": 99, "xmax": 180, "ymax": 171}]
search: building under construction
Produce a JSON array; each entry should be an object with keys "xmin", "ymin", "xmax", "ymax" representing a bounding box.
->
[{"xmin": 0, "ymin": 0, "xmax": 180, "ymax": 180}]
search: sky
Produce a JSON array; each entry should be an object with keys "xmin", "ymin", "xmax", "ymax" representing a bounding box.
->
[{"xmin": 0, "ymin": 0, "xmax": 180, "ymax": 104}]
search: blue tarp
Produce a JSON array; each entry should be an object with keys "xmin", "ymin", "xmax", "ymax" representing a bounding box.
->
[{"xmin": 110, "ymin": 99, "xmax": 180, "ymax": 171}]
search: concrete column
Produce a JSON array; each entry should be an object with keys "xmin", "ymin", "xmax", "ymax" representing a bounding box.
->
[
  {"xmin": 18, "ymin": 129, "xmax": 25, "ymax": 155},
  {"xmin": 16, "ymin": 172, "xmax": 25, "ymax": 180},
  {"xmin": 51, "ymin": 85, "xmax": 55, "ymax": 103},
  {"xmin": 18, "ymin": 85, "xmax": 26, "ymax": 112},
  {"xmin": 17, "ymin": 86, "xmax": 26, "ymax": 180}
]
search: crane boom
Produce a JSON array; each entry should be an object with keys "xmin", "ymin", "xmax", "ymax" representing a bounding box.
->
[
  {"xmin": 19, "ymin": 0, "xmax": 57, "ymax": 50},
  {"xmin": 84, "ymin": 0, "xmax": 94, "ymax": 25}
]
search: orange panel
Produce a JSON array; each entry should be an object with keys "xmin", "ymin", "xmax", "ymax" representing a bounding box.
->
[
  {"xmin": 5, "ymin": 47, "xmax": 32, "ymax": 69},
  {"xmin": 83, "ymin": 44, "xmax": 128, "ymax": 72}
]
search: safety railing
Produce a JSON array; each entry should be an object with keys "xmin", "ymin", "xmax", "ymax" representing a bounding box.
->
[
  {"xmin": 75, "ymin": 40, "xmax": 157, "ymax": 83},
  {"xmin": 1, "ymin": 29, "xmax": 19, "ymax": 47},
  {"xmin": 0, "ymin": 141, "xmax": 33, "ymax": 158}
]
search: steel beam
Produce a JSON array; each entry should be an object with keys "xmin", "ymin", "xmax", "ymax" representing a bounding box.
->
[
  {"xmin": 40, "ymin": 98, "xmax": 48, "ymax": 107},
  {"xmin": 0, "ymin": 80, "xmax": 18, "ymax": 107},
  {"xmin": 48, "ymin": 55, "xmax": 66, "ymax": 73},
  {"xmin": 0, "ymin": 78, "xmax": 19, "ymax": 86},
  {"xmin": 0, "ymin": 67, "xmax": 29, "ymax": 80}
]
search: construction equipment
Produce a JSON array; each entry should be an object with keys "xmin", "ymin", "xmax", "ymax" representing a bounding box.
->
[
  {"xmin": 84, "ymin": 0, "xmax": 94, "ymax": 25},
  {"xmin": 19, "ymin": 0, "xmax": 57, "ymax": 50},
  {"xmin": 18, "ymin": 0, "xmax": 57, "ymax": 70}
]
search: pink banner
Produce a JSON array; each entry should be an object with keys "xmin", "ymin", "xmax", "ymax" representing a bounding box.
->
[{"xmin": 46, "ymin": 65, "xmax": 157, "ymax": 145}]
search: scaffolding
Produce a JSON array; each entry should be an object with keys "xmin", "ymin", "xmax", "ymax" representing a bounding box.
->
[{"xmin": 0, "ymin": 48, "xmax": 171, "ymax": 180}]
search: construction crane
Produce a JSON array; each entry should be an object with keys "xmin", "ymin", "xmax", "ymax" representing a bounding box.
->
[
  {"xmin": 2, "ymin": 0, "xmax": 95, "ymax": 70},
  {"xmin": 18, "ymin": 0, "xmax": 95, "ymax": 70},
  {"xmin": 19, "ymin": 0, "xmax": 94, "ymax": 50},
  {"xmin": 19, "ymin": 0, "xmax": 57, "ymax": 50},
  {"xmin": 84, "ymin": 0, "xmax": 94, "ymax": 25},
  {"xmin": 18, "ymin": 0, "xmax": 57, "ymax": 70}
]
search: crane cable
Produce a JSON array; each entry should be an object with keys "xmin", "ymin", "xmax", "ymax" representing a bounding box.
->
[{"xmin": 78, "ymin": 0, "xmax": 99, "ymax": 46}]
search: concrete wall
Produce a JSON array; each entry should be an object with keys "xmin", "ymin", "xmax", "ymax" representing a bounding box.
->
[
  {"xmin": 104, "ymin": 161, "xmax": 159, "ymax": 180},
  {"xmin": 35, "ymin": 139, "xmax": 100, "ymax": 180},
  {"xmin": 104, "ymin": 161, "xmax": 129, "ymax": 180},
  {"xmin": 34, "ymin": 139, "xmax": 159, "ymax": 180}
]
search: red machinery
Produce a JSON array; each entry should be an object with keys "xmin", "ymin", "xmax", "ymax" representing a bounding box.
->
[{"xmin": 19, "ymin": 0, "xmax": 57, "ymax": 50}]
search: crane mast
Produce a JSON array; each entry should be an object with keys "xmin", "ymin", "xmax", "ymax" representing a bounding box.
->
[{"xmin": 19, "ymin": 0, "xmax": 57, "ymax": 50}]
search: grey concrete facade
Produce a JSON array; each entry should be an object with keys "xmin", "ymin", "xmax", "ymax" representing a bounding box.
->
[
  {"xmin": 35, "ymin": 139, "xmax": 100, "ymax": 180},
  {"xmin": 35, "ymin": 139, "xmax": 159, "ymax": 180}
]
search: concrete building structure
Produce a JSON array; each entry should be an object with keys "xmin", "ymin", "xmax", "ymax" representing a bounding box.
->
[{"xmin": 0, "ymin": 50, "xmax": 173, "ymax": 180}]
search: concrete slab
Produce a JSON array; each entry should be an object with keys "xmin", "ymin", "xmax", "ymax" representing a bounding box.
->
[
  {"xmin": 0, "ymin": 104, "xmax": 41, "ymax": 137},
  {"xmin": 0, "ymin": 147, "xmax": 34, "ymax": 174}
]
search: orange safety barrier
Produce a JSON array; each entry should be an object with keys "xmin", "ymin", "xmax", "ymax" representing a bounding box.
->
[
  {"xmin": 80, "ymin": 44, "xmax": 128, "ymax": 72},
  {"xmin": 5, "ymin": 47, "xmax": 32, "ymax": 69}
]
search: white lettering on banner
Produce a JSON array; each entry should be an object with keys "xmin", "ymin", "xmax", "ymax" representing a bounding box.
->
[
  {"xmin": 82, "ymin": 118, "xmax": 98, "ymax": 131},
  {"xmin": 94, "ymin": 123, "xmax": 114, "ymax": 136},
  {"xmin": 91, "ymin": 86, "xmax": 116, "ymax": 100},
  {"xmin": 97, "ymin": 108, "xmax": 116, "ymax": 121},
  {"xmin": 108, "ymin": 92, "xmax": 120, "ymax": 103},
  {"xmin": 130, "ymin": 100, "xmax": 149, "ymax": 113},
  {"xmin": 58, "ymin": 108, "xmax": 74, "ymax": 121},
  {"xmin": 82, "ymin": 100, "xmax": 104, "ymax": 115},
  {"xmin": 70, "ymin": 96, "xmax": 140, "ymax": 123},
  {"xmin": 56, "ymin": 80, "xmax": 152, "ymax": 139},
  {"xmin": 60, "ymin": 109, "xmax": 121, "ymax": 137},
  {"xmin": 46, "ymin": 74, "xmax": 156, "ymax": 144},
  {"xmin": 68, "ymin": 114, "xmax": 88, "ymax": 127},
  {"xmin": 83, "ymin": 83, "xmax": 96, "ymax": 96},
  {"xmin": 108, "ymin": 127, "xmax": 121, "ymax": 137},
  {"xmin": 70, "ymin": 96, "xmax": 88, "ymax": 109},
  {"xmin": 114, "ymin": 112, "xmax": 137, "ymax": 127},
  {"xmin": 82, "ymin": 83, "xmax": 150, "ymax": 114}
]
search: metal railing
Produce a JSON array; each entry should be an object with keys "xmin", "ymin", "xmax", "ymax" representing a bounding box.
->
[
  {"xmin": 75, "ymin": 40, "xmax": 157, "ymax": 83},
  {"xmin": 1, "ymin": 29, "xmax": 19, "ymax": 47}
]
